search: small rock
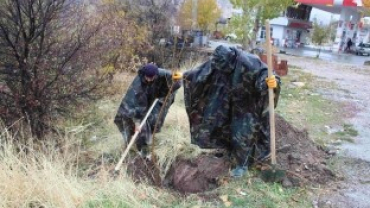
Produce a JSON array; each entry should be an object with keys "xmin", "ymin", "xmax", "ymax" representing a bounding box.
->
[
  {"xmin": 295, "ymin": 168, "xmax": 301, "ymax": 172},
  {"xmin": 277, "ymin": 144, "xmax": 292, "ymax": 153},
  {"xmin": 337, "ymin": 184, "xmax": 345, "ymax": 189},
  {"xmin": 291, "ymin": 82, "xmax": 305, "ymax": 87},
  {"xmin": 328, "ymin": 150, "xmax": 337, "ymax": 156},
  {"xmin": 288, "ymin": 152, "xmax": 301, "ymax": 160},
  {"xmin": 324, "ymin": 125, "xmax": 331, "ymax": 134},
  {"xmin": 323, "ymin": 167, "xmax": 336, "ymax": 177},
  {"xmin": 312, "ymin": 200, "xmax": 319, "ymax": 208},
  {"xmin": 288, "ymin": 175, "xmax": 301, "ymax": 186},
  {"xmin": 282, "ymin": 177, "xmax": 293, "ymax": 188}
]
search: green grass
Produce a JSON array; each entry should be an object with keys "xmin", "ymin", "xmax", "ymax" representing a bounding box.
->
[
  {"xmin": 218, "ymin": 175, "xmax": 309, "ymax": 208},
  {"xmin": 276, "ymin": 68, "xmax": 356, "ymax": 146},
  {"xmin": 84, "ymin": 198, "xmax": 131, "ymax": 208},
  {"xmin": 333, "ymin": 123, "xmax": 358, "ymax": 143}
]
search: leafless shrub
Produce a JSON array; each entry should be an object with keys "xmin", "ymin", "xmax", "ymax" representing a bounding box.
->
[{"xmin": 0, "ymin": 0, "xmax": 108, "ymax": 140}]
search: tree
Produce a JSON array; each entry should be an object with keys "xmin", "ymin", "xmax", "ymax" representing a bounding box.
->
[
  {"xmin": 229, "ymin": 0, "xmax": 294, "ymax": 49},
  {"xmin": 0, "ymin": 0, "xmax": 106, "ymax": 140},
  {"xmin": 178, "ymin": 0, "xmax": 221, "ymax": 31},
  {"xmin": 98, "ymin": 0, "xmax": 151, "ymax": 72},
  {"xmin": 311, "ymin": 19, "xmax": 330, "ymax": 58},
  {"xmin": 121, "ymin": 0, "xmax": 177, "ymax": 65}
]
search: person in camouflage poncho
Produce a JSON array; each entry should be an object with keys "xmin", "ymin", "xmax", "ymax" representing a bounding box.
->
[
  {"xmin": 114, "ymin": 64, "xmax": 180, "ymax": 157},
  {"xmin": 183, "ymin": 45, "xmax": 281, "ymax": 177}
]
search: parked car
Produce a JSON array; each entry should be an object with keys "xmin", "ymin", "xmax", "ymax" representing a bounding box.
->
[{"xmin": 355, "ymin": 43, "xmax": 370, "ymax": 56}]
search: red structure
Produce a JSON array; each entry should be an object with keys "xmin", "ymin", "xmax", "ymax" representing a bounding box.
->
[{"xmin": 294, "ymin": 0, "xmax": 370, "ymax": 52}]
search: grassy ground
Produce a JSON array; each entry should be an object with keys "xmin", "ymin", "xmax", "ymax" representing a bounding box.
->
[
  {"xmin": 276, "ymin": 67, "xmax": 358, "ymax": 146},
  {"xmin": 0, "ymin": 64, "xmax": 358, "ymax": 208}
]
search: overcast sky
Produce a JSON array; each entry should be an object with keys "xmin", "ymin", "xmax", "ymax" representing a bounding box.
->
[
  {"xmin": 217, "ymin": 0, "xmax": 341, "ymax": 25},
  {"xmin": 310, "ymin": 8, "xmax": 340, "ymax": 25}
]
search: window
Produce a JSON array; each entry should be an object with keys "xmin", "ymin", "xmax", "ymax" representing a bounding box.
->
[{"xmin": 260, "ymin": 26, "xmax": 273, "ymax": 39}]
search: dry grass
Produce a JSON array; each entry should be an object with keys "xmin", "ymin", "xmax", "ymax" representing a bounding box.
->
[
  {"xmin": 152, "ymin": 61, "xmax": 219, "ymax": 179},
  {"xmin": 0, "ymin": 131, "xmax": 85, "ymax": 208},
  {"xmin": 0, "ymin": 129, "xmax": 176, "ymax": 208},
  {"xmin": 153, "ymin": 87, "xmax": 212, "ymax": 179},
  {"xmin": 0, "ymin": 62, "xmax": 313, "ymax": 208},
  {"xmin": 0, "ymin": 64, "xmax": 213, "ymax": 207}
]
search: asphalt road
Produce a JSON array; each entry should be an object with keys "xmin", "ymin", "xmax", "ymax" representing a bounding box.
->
[
  {"xmin": 208, "ymin": 40, "xmax": 370, "ymax": 66},
  {"xmin": 283, "ymin": 47, "xmax": 370, "ymax": 66}
]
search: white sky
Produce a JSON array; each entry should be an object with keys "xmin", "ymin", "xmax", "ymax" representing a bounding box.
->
[{"xmin": 310, "ymin": 8, "xmax": 340, "ymax": 25}]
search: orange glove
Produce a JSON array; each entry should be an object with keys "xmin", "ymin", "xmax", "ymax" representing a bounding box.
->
[
  {"xmin": 172, "ymin": 71, "xmax": 183, "ymax": 81},
  {"xmin": 266, "ymin": 75, "xmax": 277, "ymax": 89}
]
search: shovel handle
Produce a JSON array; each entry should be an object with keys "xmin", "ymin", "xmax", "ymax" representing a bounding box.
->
[
  {"xmin": 265, "ymin": 20, "xmax": 276, "ymax": 165},
  {"xmin": 114, "ymin": 98, "xmax": 159, "ymax": 171}
]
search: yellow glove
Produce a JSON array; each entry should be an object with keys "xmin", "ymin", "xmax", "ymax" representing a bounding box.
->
[
  {"xmin": 266, "ymin": 75, "xmax": 277, "ymax": 89},
  {"xmin": 172, "ymin": 71, "xmax": 183, "ymax": 81}
]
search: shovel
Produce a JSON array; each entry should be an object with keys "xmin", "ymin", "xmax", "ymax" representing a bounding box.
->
[
  {"xmin": 114, "ymin": 98, "xmax": 159, "ymax": 172},
  {"xmin": 260, "ymin": 20, "xmax": 286, "ymax": 183}
]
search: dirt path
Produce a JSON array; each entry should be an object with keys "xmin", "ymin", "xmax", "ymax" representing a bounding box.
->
[{"xmin": 279, "ymin": 54, "xmax": 370, "ymax": 208}]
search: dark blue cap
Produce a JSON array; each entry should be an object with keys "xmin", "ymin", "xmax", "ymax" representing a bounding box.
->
[{"xmin": 143, "ymin": 64, "xmax": 159, "ymax": 78}]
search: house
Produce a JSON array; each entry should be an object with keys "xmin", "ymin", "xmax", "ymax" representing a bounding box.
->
[{"xmin": 256, "ymin": 4, "xmax": 313, "ymax": 48}]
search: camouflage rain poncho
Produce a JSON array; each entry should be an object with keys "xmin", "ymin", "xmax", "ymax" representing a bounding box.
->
[
  {"xmin": 183, "ymin": 45, "xmax": 281, "ymax": 166},
  {"xmin": 114, "ymin": 67, "xmax": 179, "ymax": 152}
]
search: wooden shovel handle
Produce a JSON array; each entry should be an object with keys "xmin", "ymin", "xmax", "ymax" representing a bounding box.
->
[
  {"xmin": 114, "ymin": 98, "xmax": 159, "ymax": 171},
  {"xmin": 265, "ymin": 20, "xmax": 276, "ymax": 165}
]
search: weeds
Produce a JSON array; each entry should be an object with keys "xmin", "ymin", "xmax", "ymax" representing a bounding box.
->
[{"xmin": 0, "ymin": 64, "xmax": 355, "ymax": 208}]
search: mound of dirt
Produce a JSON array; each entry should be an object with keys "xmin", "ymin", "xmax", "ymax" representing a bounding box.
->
[
  {"xmin": 126, "ymin": 114, "xmax": 335, "ymax": 193},
  {"xmin": 163, "ymin": 154, "xmax": 230, "ymax": 194},
  {"xmin": 275, "ymin": 115, "xmax": 336, "ymax": 186}
]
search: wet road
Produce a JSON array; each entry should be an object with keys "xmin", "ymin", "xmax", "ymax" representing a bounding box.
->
[
  {"xmin": 284, "ymin": 47, "xmax": 370, "ymax": 66},
  {"xmin": 208, "ymin": 40, "xmax": 370, "ymax": 66}
]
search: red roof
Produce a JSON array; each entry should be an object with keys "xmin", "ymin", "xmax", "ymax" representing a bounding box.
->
[{"xmin": 289, "ymin": 22, "xmax": 313, "ymax": 29}]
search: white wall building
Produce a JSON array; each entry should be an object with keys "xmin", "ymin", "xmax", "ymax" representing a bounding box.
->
[{"xmin": 256, "ymin": 5, "xmax": 313, "ymax": 48}]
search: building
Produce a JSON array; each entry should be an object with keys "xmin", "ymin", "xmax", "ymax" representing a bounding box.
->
[
  {"xmin": 257, "ymin": 4, "xmax": 313, "ymax": 48},
  {"xmin": 294, "ymin": 0, "xmax": 370, "ymax": 52}
]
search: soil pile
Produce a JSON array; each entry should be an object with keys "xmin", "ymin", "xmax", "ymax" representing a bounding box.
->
[
  {"xmin": 125, "ymin": 114, "xmax": 335, "ymax": 193},
  {"xmin": 275, "ymin": 115, "xmax": 336, "ymax": 186},
  {"xmin": 163, "ymin": 154, "xmax": 230, "ymax": 194}
]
